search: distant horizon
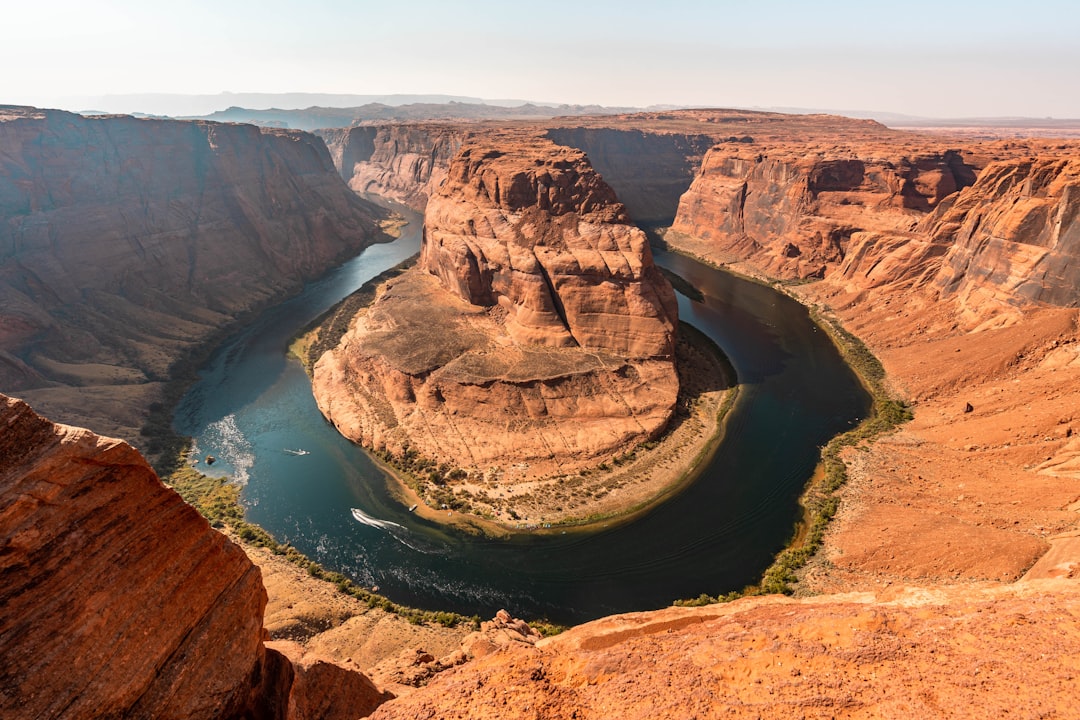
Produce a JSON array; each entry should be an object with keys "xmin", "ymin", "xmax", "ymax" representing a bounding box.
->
[
  {"xmin": 4, "ymin": 1, "xmax": 1079, "ymax": 119},
  {"xmin": 10, "ymin": 92, "xmax": 1080, "ymax": 129}
]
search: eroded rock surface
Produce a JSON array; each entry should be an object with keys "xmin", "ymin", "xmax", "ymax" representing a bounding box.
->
[
  {"xmin": 319, "ymin": 124, "xmax": 468, "ymax": 209},
  {"xmin": 0, "ymin": 394, "xmax": 385, "ymax": 719},
  {"xmin": 369, "ymin": 581, "xmax": 1080, "ymax": 720},
  {"xmin": 670, "ymin": 144, "xmax": 977, "ymax": 279},
  {"xmin": 314, "ymin": 139, "xmax": 678, "ymax": 484}
]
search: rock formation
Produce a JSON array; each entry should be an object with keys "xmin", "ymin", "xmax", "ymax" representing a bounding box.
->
[
  {"xmin": 544, "ymin": 127, "xmax": 716, "ymax": 225},
  {"xmin": 0, "ymin": 393, "xmax": 387, "ymax": 719},
  {"xmin": 367, "ymin": 581, "xmax": 1080, "ymax": 719},
  {"xmin": 669, "ymin": 144, "xmax": 977, "ymax": 279},
  {"xmin": 0, "ymin": 106, "xmax": 386, "ymax": 442},
  {"xmin": 314, "ymin": 139, "xmax": 678, "ymax": 483},
  {"xmin": 319, "ymin": 124, "xmax": 468, "ymax": 209},
  {"xmin": 665, "ymin": 126, "xmax": 1080, "ymax": 617}
]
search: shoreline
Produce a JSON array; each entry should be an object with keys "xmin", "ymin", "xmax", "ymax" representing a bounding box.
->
[
  {"xmin": 657, "ymin": 231, "xmax": 913, "ymax": 603},
  {"xmin": 337, "ymin": 321, "xmax": 739, "ymax": 537}
]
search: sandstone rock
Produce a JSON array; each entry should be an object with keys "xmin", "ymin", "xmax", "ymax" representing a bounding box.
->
[
  {"xmin": 314, "ymin": 139, "xmax": 678, "ymax": 481},
  {"xmin": 0, "ymin": 394, "xmax": 387, "ymax": 719},
  {"xmin": 0, "ymin": 106, "xmax": 386, "ymax": 443},
  {"xmin": 368, "ymin": 582, "xmax": 1080, "ymax": 720},
  {"xmin": 545, "ymin": 127, "xmax": 716, "ymax": 224},
  {"xmin": 669, "ymin": 144, "xmax": 977, "ymax": 279},
  {"xmin": 319, "ymin": 124, "xmax": 468, "ymax": 210},
  {"xmin": 269, "ymin": 642, "xmax": 393, "ymax": 720},
  {"xmin": 422, "ymin": 142, "xmax": 678, "ymax": 357},
  {"xmin": 923, "ymin": 158, "xmax": 1080, "ymax": 326}
]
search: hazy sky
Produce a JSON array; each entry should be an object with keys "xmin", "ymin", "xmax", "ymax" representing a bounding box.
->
[{"xmin": 4, "ymin": 0, "xmax": 1079, "ymax": 117}]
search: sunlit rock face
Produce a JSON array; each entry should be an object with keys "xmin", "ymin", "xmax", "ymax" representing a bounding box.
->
[
  {"xmin": 0, "ymin": 393, "xmax": 391, "ymax": 719},
  {"xmin": 670, "ymin": 143, "xmax": 977, "ymax": 280},
  {"xmin": 314, "ymin": 138, "xmax": 679, "ymax": 479}
]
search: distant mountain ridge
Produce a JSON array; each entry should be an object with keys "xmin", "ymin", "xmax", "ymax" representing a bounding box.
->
[
  {"xmin": 184, "ymin": 101, "xmax": 642, "ymax": 131},
  {"xmin": 52, "ymin": 91, "xmax": 1080, "ymax": 132}
]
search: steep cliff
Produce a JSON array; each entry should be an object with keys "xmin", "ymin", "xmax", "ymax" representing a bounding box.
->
[
  {"xmin": 545, "ymin": 127, "xmax": 716, "ymax": 225},
  {"xmin": 318, "ymin": 124, "xmax": 468, "ymax": 209},
  {"xmin": 0, "ymin": 106, "xmax": 386, "ymax": 442},
  {"xmin": 314, "ymin": 139, "xmax": 679, "ymax": 492},
  {"xmin": 0, "ymin": 394, "xmax": 389, "ymax": 719},
  {"xmin": 667, "ymin": 130, "xmax": 1080, "ymax": 625},
  {"xmin": 826, "ymin": 152, "xmax": 1080, "ymax": 326},
  {"xmin": 669, "ymin": 143, "xmax": 977, "ymax": 278},
  {"xmin": 925, "ymin": 157, "xmax": 1080, "ymax": 317}
]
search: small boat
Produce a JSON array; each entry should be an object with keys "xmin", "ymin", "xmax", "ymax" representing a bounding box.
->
[
  {"xmin": 283, "ymin": 448, "xmax": 310, "ymax": 456},
  {"xmin": 205, "ymin": 455, "xmax": 216, "ymax": 465},
  {"xmin": 408, "ymin": 504, "xmax": 418, "ymax": 512}
]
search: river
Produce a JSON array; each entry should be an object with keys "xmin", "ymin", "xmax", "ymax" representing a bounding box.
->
[{"xmin": 174, "ymin": 212, "xmax": 870, "ymax": 625}]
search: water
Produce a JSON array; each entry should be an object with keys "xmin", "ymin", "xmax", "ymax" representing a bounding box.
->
[{"xmin": 175, "ymin": 216, "xmax": 870, "ymax": 624}]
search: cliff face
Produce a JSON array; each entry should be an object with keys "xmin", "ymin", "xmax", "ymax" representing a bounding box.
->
[
  {"xmin": 318, "ymin": 124, "xmax": 467, "ymax": 209},
  {"xmin": 422, "ymin": 144, "xmax": 678, "ymax": 356},
  {"xmin": 925, "ymin": 158, "xmax": 1080, "ymax": 314},
  {"xmin": 314, "ymin": 139, "xmax": 678, "ymax": 483},
  {"xmin": 669, "ymin": 144, "xmax": 977, "ymax": 279},
  {"xmin": 545, "ymin": 127, "xmax": 716, "ymax": 225},
  {"xmin": 825, "ymin": 154, "xmax": 1080, "ymax": 329},
  {"xmin": 0, "ymin": 394, "xmax": 388, "ymax": 719},
  {"xmin": 668, "ymin": 131, "xmax": 1080, "ymax": 642},
  {"xmin": 0, "ymin": 106, "xmax": 385, "ymax": 441}
]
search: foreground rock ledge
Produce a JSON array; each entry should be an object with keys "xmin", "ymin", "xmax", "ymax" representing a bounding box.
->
[
  {"xmin": 314, "ymin": 139, "xmax": 680, "ymax": 492},
  {"xmin": 369, "ymin": 580, "xmax": 1080, "ymax": 719},
  {"xmin": 0, "ymin": 394, "xmax": 388, "ymax": 719}
]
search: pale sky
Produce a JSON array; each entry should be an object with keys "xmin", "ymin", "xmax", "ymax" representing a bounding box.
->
[{"xmin": 3, "ymin": 0, "xmax": 1078, "ymax": 118}]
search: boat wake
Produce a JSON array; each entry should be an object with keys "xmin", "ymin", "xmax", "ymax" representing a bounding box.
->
[
  {"xmin": 350, "ymin": 507, "xmax": 445, "ymax": 555},
  {"xmin": 350, "ymin": 507, "xmax": 405, "ymax": 532},
  {"xmin": 283, "ymin": 448, "xmax": 310, "ymax": 456}
]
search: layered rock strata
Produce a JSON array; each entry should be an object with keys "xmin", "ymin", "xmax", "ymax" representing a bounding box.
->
[
  {"xmin": 544, "ymin": 127, "xmax": 716, "ymax": 225},
  {"xmin": 0, "ymin": 106, "xmax": 385, "ymax": 442},
  {"xmin": 0, "ymin": 394, "xmax": 386, "ymax": 719},
  {"xmin": 319, "ymin": 124, "xmax": 468, "ymax": 209},
  {"xmin": 669, "ymin": 144, "xmax": 977, "ymax": 279},
  {"xmin": 315, "ymin": 140, "xmax": 678, "ymax": 482}
]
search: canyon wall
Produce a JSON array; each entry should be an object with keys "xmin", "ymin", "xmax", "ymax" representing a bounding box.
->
[
  {"xmin": 314, "ymin": 139, "xmax": 679, "ymax": 482},
  {"xmin": 826, "ymin": 153, "xmax": 1080, "ymax": 326},
  {"xmin": 0, "ymin": 394, "xmax": 388, "ymax": 719},
  {"xmin": 545, "ymin": 127, "xmax": 716, "ymax": 225},
  {"xmin": 669, "ymin": 144, "xmax": 977, "ymax": 279},
  {"xmin": 0, "ymin": 106, "xmax": 386, "ymax": 442},
  {"xmin": 318, "ymin": 124, "xmax": 468, "ymax": 209}
]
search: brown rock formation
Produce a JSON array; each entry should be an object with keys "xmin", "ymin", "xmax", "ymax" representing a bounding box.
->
[
  {"xmin": 319, "ymin": 124, "xmax": 468, "ymax": 209},
  {"xmin": 826, "ymin": 152, "xmax": 1080, "ymax": 326},
  {"xmin": 314, "ymin": 139, "xmax": 678, "ymax": 484},
  {"xmin": 544, "ymin": 127, "xmax": 716, "ymax": 224},
  {"xmin": 0, "ymin": 106, "xmax": 386, "ymax": 442},
  {"xmin": 0, "ymin": 393, "xmax": 387, "ymax": 718},
  {"xmin": 669, "ymin": 143, "xmax": 977, "ymax": 279},
  {"xmin": 320, "ymin": 110, "xmax": 898, "ymax": 226},
  {"xmin": 369, "ymin": 581, "xmax": 1080, "ymax": 719}
]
